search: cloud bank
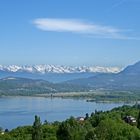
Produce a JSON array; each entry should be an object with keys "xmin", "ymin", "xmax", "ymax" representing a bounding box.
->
[{"xmin": 33, "ymin": 18, "xmax": 138, "ymax": 40}]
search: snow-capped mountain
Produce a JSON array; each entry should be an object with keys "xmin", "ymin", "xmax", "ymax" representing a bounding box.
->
[{"xmin": 0, "ymin": 65, "xmax": 121, "ymax": 74}]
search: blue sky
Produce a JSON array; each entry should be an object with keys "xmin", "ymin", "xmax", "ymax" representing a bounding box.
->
[{"xmin": 0, "ymin": 0, "xmax": 140, "ymax": 67}]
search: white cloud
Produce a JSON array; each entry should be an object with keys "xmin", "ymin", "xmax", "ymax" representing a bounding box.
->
[{"xmin": 33, "ymin": 18, "xmax": 138, "ymax": 40}]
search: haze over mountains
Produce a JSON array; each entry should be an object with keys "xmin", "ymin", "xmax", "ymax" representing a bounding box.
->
[
  {"xmin": 0, "ymin": 61, "xmax": 140, "ymax": 95},
  {"xmin": 0, "ymin": 65, "xmax": 121, "ymax": 83}
]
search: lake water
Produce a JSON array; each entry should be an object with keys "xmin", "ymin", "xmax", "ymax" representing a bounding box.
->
[{"xmin": 0, "ymin": 96, "xmax": 133, "ymax": 129}]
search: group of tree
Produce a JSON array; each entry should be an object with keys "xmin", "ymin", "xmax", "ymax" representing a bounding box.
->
[{"xmin": 1, "ymin": 105, "xmax": 140, "ymax": 140}]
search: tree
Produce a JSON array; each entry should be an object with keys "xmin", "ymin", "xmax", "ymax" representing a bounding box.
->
[
  {"xmin": 137, "ymin": 111, "xmax": 140, "ymax": 129},
  {"xmin": 95, "ymin": 118, "xmax": 140, "ymax": 140},
  {"xmin": 56, "ymin": 122, "xmax": 70, "ymax": 140},
  {"xmin": 4, "ymin": 129, "xmax": 9, "ymax": 133},
  {"xmin": 57, "ymin": 117, "xmax": 85, "ymax": 140},
  {"xmin": 32, "ymin": 115, "xmax": 42, "ymax": 140},
  {"xmin": 0, "ymin": 127, "xmax": 2, "ymax": 133},
  {"xmin": 85, "ymin": 113, "xmax": 89, "ymax": 120},
  {"xmin": 85, "ymin": 129, "xmax": 96, "ymax": 140}
]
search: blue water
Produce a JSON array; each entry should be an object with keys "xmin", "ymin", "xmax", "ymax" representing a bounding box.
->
[{"xmin": 0, "ymin": 96, "xmax": 132, "ymax": 129}]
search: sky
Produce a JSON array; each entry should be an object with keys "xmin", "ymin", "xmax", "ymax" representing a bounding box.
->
[{"xmin": 0, "ymin": 0, "xmax": 140, "ymax": 67}]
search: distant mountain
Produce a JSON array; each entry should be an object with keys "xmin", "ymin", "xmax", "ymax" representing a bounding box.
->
[
  {"xmin": 0, "ymin": 65, "xmax": 120, "ymax": 73},
  {"xmin": 0, "ymin": 61, "xmax": 140, "ymax": 95},
  {"xmin": 65, "ymin": 61, "xmax": 140, "ymax": 90},
  {"xmin": 120, "ymin": 61, "xmax": 140, "ymax": 75},
  {"xmin": 0, "ymin": 77, "xmax": 89, "ymax": 95},
  {"xmin": 0, "ymin": 65, "xmax": 121, "ymax": 83}
]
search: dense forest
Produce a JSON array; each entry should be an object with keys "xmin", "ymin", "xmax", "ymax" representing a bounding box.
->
[{"xmin": 1, "ymin": 105, "xmax": 140, "ymax": 140}]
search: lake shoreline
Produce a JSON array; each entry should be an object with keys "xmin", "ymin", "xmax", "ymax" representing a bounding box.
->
[{"xmin": 1, "ymin": 90, "xmax": 139, "ymax": 102}]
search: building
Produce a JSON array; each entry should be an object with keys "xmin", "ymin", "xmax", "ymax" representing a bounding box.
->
[
  {"xmin": 76, "ymin": 117, "xmax": 85, "ymax": 122},
  {"xmin": 123, "ymin": 116, "xmax": 136, "ymax": 124}
]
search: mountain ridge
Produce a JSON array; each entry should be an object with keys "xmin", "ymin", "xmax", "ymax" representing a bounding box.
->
[
  {"xmin": 0, "ymin": 65, "xmax": 121, "ymax": 83},
  {"xmin": 0, "ymin": 76, "xmax": 89, "ymax": 95},
  {"xmin": 64, "ymin": 61, "xmax": 140, "ymax": 90},
  {"xmin": 0, "ymin": 65, "xmax": 121, "ymax": 74},
  {"xmin": 0, "ymin": 61, "xmax": 140, "ymax": 95}
]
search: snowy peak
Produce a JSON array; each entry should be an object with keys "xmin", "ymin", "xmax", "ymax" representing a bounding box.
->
[{"xmin": 0, "ymin": 65, "xmax": 121, "ymax": 74}]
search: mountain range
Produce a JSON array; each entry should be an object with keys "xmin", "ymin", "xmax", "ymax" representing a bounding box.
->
[
  {"xmin": 0, "ymin": 61, "xmax": 140, "ymax": 95},
  {"xmin": 0, "ymin": 65, "xmax": 120, "ymax": 73},
  {"xmin": 0, "ymin": 65, "xmax": 121, "ymax": 82}
]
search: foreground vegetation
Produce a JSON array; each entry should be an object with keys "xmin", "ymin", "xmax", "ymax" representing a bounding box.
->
[{"xmin": 1, "ymin": 105, "xmax": 140, "ymax": 140}]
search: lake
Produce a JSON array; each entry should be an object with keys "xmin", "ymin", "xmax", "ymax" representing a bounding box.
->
[{"xmin": 0, "ymin": 96, "xmax": 133, "ymax": 130}]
